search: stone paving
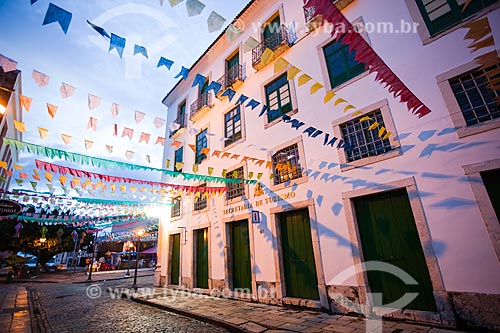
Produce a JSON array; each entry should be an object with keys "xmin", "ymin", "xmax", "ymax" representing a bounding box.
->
[
  {"xmin": 0, "ymin": 285, "xmax": 31, "ymax": 333},
  {"xmin": 30, "ymin": 277, "xmax": 229, "ymax": 333},
  {"xmin": 134, "ymin": 288, "xmax": 476, "ymax": 333}
]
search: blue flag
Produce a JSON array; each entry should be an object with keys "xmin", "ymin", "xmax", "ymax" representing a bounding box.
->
[
  {"xmin": 134, "ymin": 44, "xmax": 148, "ymax": 58},
  {"xmin": 109, "ymin": 33, "xmax": 126, "ymax": 58},
  {"xmin": 87, "ymin": 20, "xmax": 110, "ymax": 38},
  {"xmin": 206, "ymin": 81, "xmax": 222, "ymax": 95},
  {"xmin": 174, "ymin": 66, "xmax": 190, "ymax": 80},
  {"xmin": 192, "ymin": 74, "xmax": 207, "ymax": 88},
  {"xmin": 221, "ymin": 88, "xmax": 236, "ymax": 102},
  {"xmin": 235, "ymin": 94, "xmax": 249, "ymax": 106},
  {"xmin": 157, "ymin": 57, "xmax": 174, "ymax": 70},
  {"xmin": 31, "ymin": 0, "xmax": 38, "ymax": 4},
  {"xmin": 246, "ymin": 99, "xmax": 260, "ymax": 110},
  {"xmin": 42, "ymin": 3, "xmax": 72, "ymax": 34}
]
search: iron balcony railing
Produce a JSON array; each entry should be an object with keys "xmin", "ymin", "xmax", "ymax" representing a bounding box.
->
[
  {"xmin": 216, "ymin": 64, "xmax": 244, "ymax": 92},
  {"xmin": 252, "ymin": 25, "xmax": 291, "ymax": 67},
  {"xmin": 190, "ymin": 91, "xmax": 211, "ymax": 118},
  {"xmin": 304, "ymin": 6, "xmax": 317, "ymax": 23},
  {"xmin": 169, "ymin": 113, "xmax": 186, "ymax": 137}
]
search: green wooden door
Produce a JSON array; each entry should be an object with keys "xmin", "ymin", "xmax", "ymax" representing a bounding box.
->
[
  {"xmin": 194, "ymin": 228, "xmax": 209, "ymax": 289},
  {"xmin": 263, "ymin": 15, "xmax": 281, "ymax": 40},
  {"xmin": 231, "ymin": 220, "xmax": 251, "ymax": 290},
  {"xmin": 481, "ymin": 169, "xmax": 500, "ymax": 221},
  {"xmin": 354, "ymin": 189, "xmax": 437, "ymax": 311},
  {"xmin": 280, "ymin": 209, "xmax": 319, "ymax": 300},
  {"xmin": 170, "ymin": 234, "xmax": 180, "ymax": 285}
]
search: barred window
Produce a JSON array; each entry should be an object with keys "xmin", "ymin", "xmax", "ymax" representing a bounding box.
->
[
  {"xmin": 171, "ymin": 196, "xmax": 181, "ymax": 218},
  {"xmin": 224, "ymin": 106, "xmax": 242, "ymax": 147},
  {"xmin": 272, "ymin": 144, "xmax": 302, "ymax": 185},
  {"xmin": 340, "ymin": 110, "xmax": 393, "ymax": 163},
  {"xmin": 449, "ymin": 65, "xmax": 500, "ymax": 127},
  {"xmin": 226, "ymin": 167, "xmax": 245, "ymax": 200},
  {"xmin": 194, "ymin": 184, "xmax": 207, "ymax": 211}
]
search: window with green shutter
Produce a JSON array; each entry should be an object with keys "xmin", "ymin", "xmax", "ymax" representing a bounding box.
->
[
  {"xmin": 323, "ymin": 36, "xmax": 366, "ymax": 89},
  {"xmin": 265, "ymin": 74, "xmax": 293, "ymax": 122},
  {"xmin": 416, "ymin": 0, "xmax": 498, "ymax": 36}
]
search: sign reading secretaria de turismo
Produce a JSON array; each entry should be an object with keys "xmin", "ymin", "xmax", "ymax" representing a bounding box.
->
[
  {"xmin": 223, "ymin": 191, "xmax": 296, "ymax": 215},
  {"xmin": 0, "ymin": 199, "xmax": 22, "ymax": 216}
]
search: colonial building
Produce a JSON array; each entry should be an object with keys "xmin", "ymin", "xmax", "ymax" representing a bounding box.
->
[
  {"xmin": 156, "ymin": 0, "xmax": 500, "ymax": 330},
  {"xmin": 0, "ymin": 59, "xmax": 23, "ymax": 191}
]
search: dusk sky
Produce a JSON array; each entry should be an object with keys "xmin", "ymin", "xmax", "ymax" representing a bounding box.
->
[{"xmin": 0, "ymin": 0, "xmax": 248, "ymax": 195}]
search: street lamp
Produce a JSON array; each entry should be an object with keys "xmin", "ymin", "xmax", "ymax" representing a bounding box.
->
[
  {"xmin": 132, "ymin": 229, "xmax": 145, "ymax": 289},
  {"xmin": 124, "ymin": 241, "xmax": 133, "ymax": 277},
  {"xmin": 86, "ymin": 230, "xmax": 99, "ymax": 281}
]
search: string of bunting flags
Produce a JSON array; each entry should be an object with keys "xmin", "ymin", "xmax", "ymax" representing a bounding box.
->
[
  {"xmin": 34, "ymin": 159, "xmax": 227, "ymax": 194},
  {"xmin": 3, "ymin": 138, "xmax": 258, "ymax": 185},
  {"xmin": 33, "ymin": 0, "xmax": 229, "ymax": 36}
]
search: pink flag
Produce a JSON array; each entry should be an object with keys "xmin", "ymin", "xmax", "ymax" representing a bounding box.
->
[
  {"xmin": 122, "ymin": 127, "xmax": 134, "ymax": 140},
  {"xmin": 139, "ymin": 132, "xmax": 151, "ymax": 144},
  {"xmin": 87, "ymin": 117, "xmax": 97, "ymax": 131},
  {"xmin": 60, "ymin": 82, "xmax": 76, "ymax": 98},
  {"xmin": 0, "ymin": 54, "xmax": 17, "ymax": 72},
  {"xmin": 156, "ymin": 137, "xmax": 167, "ymax": 146},
  {"xmin": 32, "ymin": 70, "xmax": 50, "ymax": 87},
  {"xmin": 135, "ymin": 110, "xmax": 146, "ymax": 123},
  {"xmin": 88, "ymin": 94, "xmax": 101, "ymax": 110},
  {"xmin": 154, "ymin": 117, "xmax": 166, "ymax": 128},
  {"xmin": 111, "ymin": 103, "xmax": 119, "ymax": 117}
]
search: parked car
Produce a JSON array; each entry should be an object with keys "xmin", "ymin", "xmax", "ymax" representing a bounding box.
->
[
  {"xmin": 0, "ymin": 260, "xmax": 14, "ymax": 276},
  {"xmin": 44, "ymin": 258, "xmax": 58, "ymax": 272}
]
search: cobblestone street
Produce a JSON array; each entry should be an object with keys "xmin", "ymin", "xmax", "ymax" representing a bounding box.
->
[{"xmin": 29, "ymin": 275, "xmax": 228, "ymax": 333}]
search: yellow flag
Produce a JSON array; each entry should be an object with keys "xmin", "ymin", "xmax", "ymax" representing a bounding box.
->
[
  {"xmin": 334, "ymin": 98, "xmax": 347, "ymax": 106},
  {"xmin": 38, "ymin": 127, "xmax": 49, "ymax": 139},
  {"xmin": 59, "ymin": 175, "xmax": 67, "ymax": 186},
  {"xmin": 261, "ymin": 48, "xmax": 274, "ymax": 65},
  {"xmin": 14, "ymin": 120, "xmax": 26, "ymax": 133},
  {"xmin": 310, "ymin": 82, "xmax": 323, "ymax": 94},
  {"xmin": 298, "ymin": 74, "xmax": 312, "ymax": 86},
  {"xmin": 0, "ymin": 161, "xmax": 7, "ymax": 169},
  {"xmin": 360, "ymin": 116, "xmax": 372, "ymax": 122},
  {"xmin": 165, "ymin": 159, "xmax": 171, "ymax": 168},
  {"xmin": 382, "ymin": 131, "xmax": 392, "ymax": 140},
  {"xmin": 61, "ymin": 134, "xmax": 72, "ymax": 145},
  {"xmin": 14, "ymin": 164, "xmax": 23, "ymax": 170},
  {"xmin": 248, "ymin": 172, "xmax": 254, "ymax": 179},
  {"xmin": 45, "ymin": 172, "xmax": 53, "ymax": 183},
  {"xmin": 378, "ymin": 126, "xmax": 386, "ymax": 138},
  {"xmin": 368, "ymin": 122, "xmax": 380, "ymax": 130},
  {"xmin": 208, "ymin": 167, "xmax": 214, "ymax": 176},
  {"xmin": 222, "ymin": 169, "xmax": 227, "ymax": 177},
  {"xmin": 274, "ymin": 57, "xmax": 290, "ymax": 74},
  {"xmin": 192, "ymin": 164, "xmax": 199, "ymax": 173},
  {"xmin": 287, "ymin": 66, "xmax": 301, "ymax": 80},
  {"xmin": 324, "ymin": 91, "xmax": 336, "ymax": 104},
  {"xmin": 175, "ymin": 162, "xmax": 183, "ymax": 171},
  {"xmin": 343, "ymin": 104, "xmax": 356, "ymax": 113}
]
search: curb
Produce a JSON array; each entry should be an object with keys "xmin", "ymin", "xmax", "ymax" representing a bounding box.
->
[
  {"xmin": 130, "ymin": 296, "xmax": 246, "ymax": 333},
  {"xmin": 73, "ymin": 273, "xmax": 154, "ymax": 284}
]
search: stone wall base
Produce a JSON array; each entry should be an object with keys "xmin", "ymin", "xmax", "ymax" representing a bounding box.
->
[{"xmin": 449, "ymin": 291, "xmax": 500, "ymax": 331}]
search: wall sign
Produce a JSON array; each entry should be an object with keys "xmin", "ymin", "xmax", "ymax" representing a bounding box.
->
[
  {"xmin": 0, "ymin": 199, "xmax": 22, "ymax": 216},
  {"xmin": 251, "ymin": 211, "xmax": 261, "ymax": 224}
]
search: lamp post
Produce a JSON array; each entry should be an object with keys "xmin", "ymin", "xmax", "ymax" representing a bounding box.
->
[
  {"xmin": 86, "ymin": 230, "xmax": 98, "ymax": 281},
  {"xmin": 132, "ymin": 229, "xmax": 145, "ymax": 289},
  {"xmin": 38, "ymin": 238, "xmax": 46, "ymax": 275},
  {"xmin": 124, "ymin": 241, "xmax": 132, "ymax": 277}
]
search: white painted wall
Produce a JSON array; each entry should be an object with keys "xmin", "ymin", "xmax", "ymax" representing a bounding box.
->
[{"xmin": 161, "ymin": 0, "xmax": 500, "ymax": 294}]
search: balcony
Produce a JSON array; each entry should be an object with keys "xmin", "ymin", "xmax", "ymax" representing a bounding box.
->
[
  {"xmin": 216, "ymin": 64, "xmax": 244, "ymax": 99},
  {"xmin": 190, "ymin": 91, "xmax": 212, "ymax": 121},
  {"xmin": 169, "ymin": 113, "xmax": 187, "ymax": 139},
  {"xmin": 304, "ymin": 6, "xmax": 323, "ymax": 32},
  {"xmin": 252, "ymin": 25, "xmax": 292, "ymax": 71}
]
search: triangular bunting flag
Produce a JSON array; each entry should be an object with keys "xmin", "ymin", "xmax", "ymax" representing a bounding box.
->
[
  {"xmin": 84, "ymin": 140, "xmax": 94, "ymax": 150},
  {"xmin": 38, "ymin": 127, "xmax": 49, "ymax": 139},
  {"xmin": 14, "ymin": 120, "xmax": 26, "ymax": 133},
  {"xmin": 154, "ymin": 117, "xmax": 165, "ymax": 128},
  {"xmin": 287, "ymin": 66, "xmax": 301, "ymax": 80},
  {"xmin": 87, "ymin": 20, "xmax": 110, "ymax": 38},
  {"xmin": 122, "ymin": 127, "xmax": 134, "ymax": 140},
  {"xmin": 111, "ymin": 103, "xmax": 119, "ymax": 117},
  {"xmin": 298, "ymin": 74, "xmax": 312, "ymax": 86},
  {"xmin": 61, "ymin": 134, "xmax": 72, "ymax": 145},
  {"xmin": 0, "ymin": 54, "xmax": 17, "ymax": 72},
  {"xmin": 87, "ymin": 117, "xmax": 97, "ymax": 131},
  {"xmin": 174, "ymin": 66, "xmax": 190, "ymax": 80},
  {"xmin": 274, "ymin": 57, "xmax": 290, "ymax": 74},
  {"xmin": 207, "ymin": 11, "xmax": 226, "ymax": 33},
  {"xmin": 186, "ymin": 0, "xmax": 205, "ymax": 16},
  {"xmin": 47, "ymin": 103, "xmax": 58, "ymax": 118},
  {"xmin": 19, "ymin": 95, "xmax": 32, "ymax": 112},
  {"xmin": 88, "ymin": 94, "xmax": 101, "ymax": 110},
  {"xmin": 135, "ymin": 110, "xmax": 146, "ymax": 123},
  {"xmin": 324, "ymin": 90, "xmax": 336, "ymax": 104},
  {"xmin": 60, "ymin": 82, "xmax": 75, "ymax": 98},
  {"xmin": 261, "ymin": 48, "xmax": 274, "ymax": 65},
  {"xmin": 156, "ymin": 137, "xmax": 167, "ymax": 146},
  {"xmin": 157, "ymin": 57, "xmax": 174, "ymax": 70},
  {"xmin": 139, "ymin": 132, "xmax": 151, "ymax": 144},
  {"xmin": 310, "ymin": 82, "xmax": 323, "ymax": 94},
  {"xmin": 125, "ymin": 150, "xmax": 135, "ymax": 160},
  {"xmin": 32, "ymin": 70, "xmax": 50, "ymax": 87}
]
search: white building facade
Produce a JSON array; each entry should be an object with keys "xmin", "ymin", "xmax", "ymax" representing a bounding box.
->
[{"xmin": 156, "ymin": 0, "xmax": 500, "ymax": 330}]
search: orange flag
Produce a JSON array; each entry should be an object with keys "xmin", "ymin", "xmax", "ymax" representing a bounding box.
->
[
  {"xmin": 61, "ymin": 134, "xmax": 72, "ymax": 145},
  {"xmin": 19, "ymin": 95, "xmax": 32, "ymax": 111},
  {"xmin": 47, "ymin": 104, "xmax": 58, "ymax": 118}
]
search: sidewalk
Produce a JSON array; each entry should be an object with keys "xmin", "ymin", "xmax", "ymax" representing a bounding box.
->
[
  {"xmin": 0, "ymin": 285, "xmax": 31, "ymax": 333},
  {"xmin": 132, "ymin": 288, "xmax": 471, "ymax": 333}
]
